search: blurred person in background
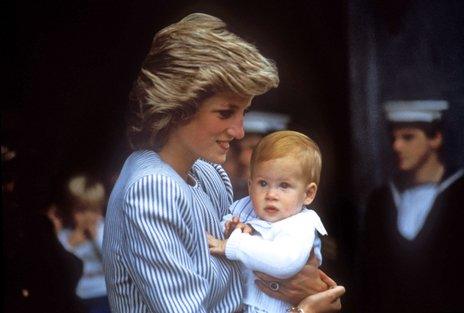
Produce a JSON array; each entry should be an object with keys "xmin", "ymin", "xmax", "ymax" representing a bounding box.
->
[
  {"xmin": 361, "ymin": 100, "xmax": 464, "ymax": 312},
  {"xmin": 3, "ymin": 143, "xmax": 84, "ymax": 313},
  {"xmin": 59, "ymin": 174, "xmax": 110, "ymax": 313}
]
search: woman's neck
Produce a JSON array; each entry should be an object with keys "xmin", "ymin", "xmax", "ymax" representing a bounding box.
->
[{"xmin": 158, "ymin": 141, "xmax": 196, "ymax": 182}]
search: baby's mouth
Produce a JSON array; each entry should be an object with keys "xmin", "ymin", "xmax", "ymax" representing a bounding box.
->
[{"xmin": 264, "ymin": 206, "xmax": 278, "ymax": 213}]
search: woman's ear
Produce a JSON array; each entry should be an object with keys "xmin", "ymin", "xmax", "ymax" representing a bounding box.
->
[{"xmin": 303, "ymin": 182, "xmax": 318, "ymax": 205}]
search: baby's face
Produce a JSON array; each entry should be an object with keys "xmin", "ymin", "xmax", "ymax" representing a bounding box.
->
[{"xmin": 249, "ymin": 155, "xmax": 315, "ymax": 223}]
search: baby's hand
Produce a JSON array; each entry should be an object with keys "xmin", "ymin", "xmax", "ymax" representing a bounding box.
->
[
  {"xmin": 224, "ymin": 216, "xmax": 254, "ymax": 238},
  {"xmin": 207, "ymin": 233, "xmax": 227, "ymax": 255},
  {"xmin": 224, "ymin": 216, "xmax": 240, "ymax": 238},
  {"xmin": 235, "ymin": 222, "xmax": 254, "ymax": 235}
]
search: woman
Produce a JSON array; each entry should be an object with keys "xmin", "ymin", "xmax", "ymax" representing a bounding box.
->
[{"xmin": 102, "ymin": 13, "xmax": 344, "ymax": 313}]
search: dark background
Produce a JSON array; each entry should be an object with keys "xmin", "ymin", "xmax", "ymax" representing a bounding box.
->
[
  {"xmin": 6, "ymin": 0, "xmax": 354, "ymax": 306},
  {"xmin": 7, "ymin": 0, "xmax": 350, "ymax": 192},
  {"xmin": 5, "ymin": 1, "xmax": 464, "ymax": 312}
]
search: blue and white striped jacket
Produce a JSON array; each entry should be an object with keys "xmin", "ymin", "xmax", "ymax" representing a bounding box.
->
[{"xmin": 103, "ymin": 150, "xmax": 243, "ymax": 313}]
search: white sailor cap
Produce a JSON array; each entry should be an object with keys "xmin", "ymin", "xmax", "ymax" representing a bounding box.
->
[
  {"xmin": 244, "ymin": 111, "xmax": 290, "ymax": 134},
  {"xmin": 384, "ymin": 100, "xmax": 449, "ymax": 123}
]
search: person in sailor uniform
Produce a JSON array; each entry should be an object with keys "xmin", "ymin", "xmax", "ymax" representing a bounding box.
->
[
  {"xmin": 361, "ymin": 100, "xmax": 464, "ymax": 312},
  {"xmin": 208, "ymin": 131, "xmax": 332, "ymax": 313}
]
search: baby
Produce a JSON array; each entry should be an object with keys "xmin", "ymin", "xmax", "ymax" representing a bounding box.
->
[{"xmin": 208, "ymin": 130, "xmax": 327, "ymax": 313}]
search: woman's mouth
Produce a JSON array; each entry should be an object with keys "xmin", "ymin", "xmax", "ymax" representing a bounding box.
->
[{"xmin": 217, "ymin": 141, "xmax": 230, "ymax": 151}]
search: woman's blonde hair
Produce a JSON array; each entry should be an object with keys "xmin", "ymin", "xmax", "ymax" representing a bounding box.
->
[
  {"xmin": 250, "ymin": 130, "xmax": 322, "ymax": 185},
  {"xmin": 128, "ymin": 13, "xmax": 279, "ymax": 150}
]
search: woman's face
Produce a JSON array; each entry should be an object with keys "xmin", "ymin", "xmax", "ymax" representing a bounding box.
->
[{"xmin": 166, "ymin": 92, "xmax": 253, "ymax": 166}]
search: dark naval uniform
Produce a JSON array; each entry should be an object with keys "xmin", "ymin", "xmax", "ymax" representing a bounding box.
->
[{"xmin": 361, "ymin": 168, "xmax": 464, "ymax": 312}]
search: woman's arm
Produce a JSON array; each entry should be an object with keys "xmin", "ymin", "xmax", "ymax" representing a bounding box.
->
[
  {"xmin": 122, "ymin": 174, "xmax": 209, "ymax": 313},
  {"xmin": 254, "ymin": 254, "xmax": 332, "ymax": 305}
]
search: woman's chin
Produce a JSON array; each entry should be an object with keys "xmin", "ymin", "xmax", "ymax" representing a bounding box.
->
[{"xmin": 202, "ymin": 153, "xmax": 227, "ymax": 165}]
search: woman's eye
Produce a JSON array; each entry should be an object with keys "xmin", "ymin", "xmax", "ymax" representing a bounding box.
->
[
  {"xmin": 258, "ymin": 180, "xmax": 267, "ymax": 187},
  {"xmin": 218, "ymin": 110, "xmax": 234, "ymax": 119}
]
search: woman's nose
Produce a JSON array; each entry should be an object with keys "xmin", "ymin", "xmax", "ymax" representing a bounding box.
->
[{"xmin": 227, "ymin": 116, "xmax": 245, "ymax": 139}]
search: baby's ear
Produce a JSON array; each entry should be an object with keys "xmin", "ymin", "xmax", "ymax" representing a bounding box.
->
[{"xmin": 304, "ymin": 183, "xmax": 317, "ymax": 205}]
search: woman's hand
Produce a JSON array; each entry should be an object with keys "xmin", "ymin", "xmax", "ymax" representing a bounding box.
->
[
  {"xmin": 297, "ymin": 285, "xmax": 345, "ymax": 313},
  {"xmin": 254, "ymin": 254, "xmax": 332, "ymax": 304},
  {"xmin": 207, "ymin": 233, "xmax": 227, "ymax": 255}
]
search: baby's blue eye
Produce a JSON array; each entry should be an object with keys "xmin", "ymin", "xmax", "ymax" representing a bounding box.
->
[
  {"xmin": 280, "ymin": 182, "xmax": 290, "ymax": 189},
  {"xmin": 258, "ymin": 180, "xmax": 267, "ymax": 187}
]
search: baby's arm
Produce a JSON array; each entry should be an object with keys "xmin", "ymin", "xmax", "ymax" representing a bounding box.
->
[
  {"xmin": 226, "ymin": 213, "xmax": 321, "ymax": 279},
  {"xmin": 227, "ymin": 229, "xmax": 314, "ymax": 278}
]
